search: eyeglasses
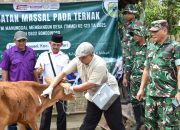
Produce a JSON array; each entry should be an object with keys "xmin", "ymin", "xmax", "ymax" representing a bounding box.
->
[
  {"xmin": 129, "ymin": 29, "xmax": 141, "ymax": 36},
  {"xmin": 129, "ymin": 32, "xmax": 134, "ymax": 36},
  {"xmin": 123, "ymin": 11, "xmax": 132, "ymax": 15}
]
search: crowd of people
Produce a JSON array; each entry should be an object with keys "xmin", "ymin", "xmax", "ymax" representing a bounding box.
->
[{"xmin": 0, "ymin": 3, "xmax": 179, "ymax": 130}]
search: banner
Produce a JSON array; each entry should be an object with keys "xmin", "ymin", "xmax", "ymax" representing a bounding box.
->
[{"xmin": 0, "ymin": 0, "xmax": 122, "ymax": 79}]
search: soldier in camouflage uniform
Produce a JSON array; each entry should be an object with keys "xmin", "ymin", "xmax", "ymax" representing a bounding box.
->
[
  {"xmin": 123, "ymin": 23, "xmax": 147, "ymax": 130},
  {"xmin": 122, "ymin": 4, "xmax": 143, "ymax": 60},
  {"xmin": 136, "ymin": 20, "xmax": 180, "ymax": 130},
  {"xmin": 121, "ymin": 4, "xmax": 143, "ymax": 103}
]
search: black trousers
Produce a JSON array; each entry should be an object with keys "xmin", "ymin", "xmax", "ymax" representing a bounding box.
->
[
  {"xmin": 80, "ymin": 96, "xmax": 125, "ymax": 130},
  {"xmin": 39, "ymin": 100, "xmax": 67, "ymax": 130}
]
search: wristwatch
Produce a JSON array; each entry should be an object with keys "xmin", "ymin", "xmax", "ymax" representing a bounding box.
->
[{"xmin": 178, "ymin": 89, "xmax": 180, "ymax": 92}]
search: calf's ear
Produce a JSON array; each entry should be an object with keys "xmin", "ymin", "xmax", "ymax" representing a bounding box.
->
[{"xmin": 45, "ymin": 77, "xmax": 53, "ymax": 84}]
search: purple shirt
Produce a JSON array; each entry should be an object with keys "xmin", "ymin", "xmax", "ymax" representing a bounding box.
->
[{"xmin": 0, "ymin": 46, "xmax": 36, "ymax": 81}]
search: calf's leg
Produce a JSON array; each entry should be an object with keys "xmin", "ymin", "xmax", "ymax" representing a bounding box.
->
[
  {"xmin": 18, "ymin": 123, "xmax": 26, "ymax": 130},
  {"xmin": 28, "ymin": 121, "xmax": 38, "ymax": 130},
  {"xmin": 0, "ymin": 125, "xmax": 5, "ymax": 130},
  {"xmin": 0, "ymin": 119, "xmax": 8, "ymax": 130}
]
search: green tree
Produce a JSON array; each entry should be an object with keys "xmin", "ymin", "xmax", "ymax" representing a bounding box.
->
[
  {"xmin": 118, "ymin": 0, "xmax": 180, "ymax": 35},
  {"xmin": 141, "ymin": 0, "xmax": 180, "ymax": 35}
]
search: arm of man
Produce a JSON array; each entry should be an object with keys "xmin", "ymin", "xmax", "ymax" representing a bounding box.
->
[
  {"xmin": 63, "ymin": 82, "xmax": 97, "ymax": 92},
  {"xmin": 33, "ymin": 70, "xmax": 40, "ymax": 82},
  {"xmin": 41, "ymin": 72, "xmax": 67, "ymax": 99},
  {"xmin": 35, "ymin": 53, "xmax": 44, "ymax": 76},
  {"xmin": 122, "ymin": 73, "xmax": 129, "ymax": 87},
  {"xmin": 41, "ymin": 58, "xmax": 77, "ymax": 99},
  {"xmin": 136, "ymin": 67, "xmax": 149, "ymax": 101},
  {"xmin": 34, "ymin": 55, "xmax": 44, "ymax": 83},
  {"xmin": 175, "ymin": 65, "xmax": 180, "ymax": 103},
  {"xmin": 50, "ymin": 72, "xmax": 67, "ymax": 88},
  {"xmin": 1, "ymin": 51, "xmax": 10, "ymax": 81},
  {"xmin": 123, "ymin": 44, "xmax": 133, "ymax": 87},
  {"xmin": 2, "ymin": 69, "xmax": 8, "ymax": 81}
]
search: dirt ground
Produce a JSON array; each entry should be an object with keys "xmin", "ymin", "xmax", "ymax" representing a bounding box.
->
[{"xmin": 98, "ymin": 103, "xmax": 145, "ymax": 130}]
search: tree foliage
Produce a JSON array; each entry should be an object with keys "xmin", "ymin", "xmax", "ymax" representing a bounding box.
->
[
  {"xmin": 142, "ymin": 0, "xmax": 180, "ymax": 34},
  {"xmin": 118, "ymin": 0, "xmax": 180, "ymax": 35}
]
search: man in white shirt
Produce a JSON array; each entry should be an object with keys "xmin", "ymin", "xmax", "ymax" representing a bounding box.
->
[
  {"xmin": 41, "ymin": 42, "xmax": 125, "ymax": 130},
  {"xmin": 35, "ymin": 33, "xmax": 69, "ymax": 130}
]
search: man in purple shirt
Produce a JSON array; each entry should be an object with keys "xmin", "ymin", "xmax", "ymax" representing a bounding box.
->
[{"xmin": 0, "ymin": 30, "xmax": 39, "ymax": 130}]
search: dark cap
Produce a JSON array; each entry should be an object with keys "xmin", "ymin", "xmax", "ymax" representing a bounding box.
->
[
  {"xmin": 51, "ymin": 33, "xmax": 63, "ymax": 43},
  {"xmin": 149, "ymin": 20, "xmax": 168, "ymax": 31}
]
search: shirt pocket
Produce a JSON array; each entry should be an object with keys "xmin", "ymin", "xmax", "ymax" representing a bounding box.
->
[
  {"xmin": 11, "ymin": 59, "xmax": 22, "ymax": 69},
  {"xmin": 43, "ymin": 58, "xmax": 51, "ymax": 65},
  {"xmin": 55, "ymin": 61, "xmax": 67, "ymax": 73},
  {"xmin": 43, "ymin": 59, "xmax": 51, "ymax": 71},
  {"xmin": 157, "ymin": 52, "xmax": 173, "ymax": 67}
]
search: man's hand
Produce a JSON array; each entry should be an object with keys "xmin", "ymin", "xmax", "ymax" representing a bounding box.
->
[
  {"xmin": 61, "ymin": 83, "xmax": 74, "ymax": 94},
  {"xmin": 122, "ymin": 74, "xmax": 128, "ymax": 87},
  {"xmin": 41, "ymin": 86, "xmax": 53, "ymax": 99},
  {"xmin": 136, "ymin": 89, "xmax": 144, "ymax": 101},
  {"xmin": 122, "ymin": 77, "xmax": 128, "ymax": 87},
  {"xmin": 175, "ymin": 92, "xmax": 180, "ymax": 107},
  {"xmin": 36, "ymin": 64, "xmax": 44, "ymax": 75}
]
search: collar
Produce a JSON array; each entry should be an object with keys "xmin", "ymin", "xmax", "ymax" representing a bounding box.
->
[
  {"xmin": 14, "ymin": 46, "xmax": 27, "ymax": 52},
  {"xmin": 86, "ymin": 54, "xmax": 95, "ymax": 67},
  {"xmin": 48, "ymin": 50, "xmax": 62, "ymax": 55},
  {"xmin": 155, "ymin": 37, "xmax": 171, "ymax": 46},
  {"xmin": 162, "ymin": 37, "xmax": 171, "ymax": 45}
]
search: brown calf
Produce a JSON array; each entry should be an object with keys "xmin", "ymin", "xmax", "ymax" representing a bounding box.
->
[{"xmin": 0, "ymin": 78, "xmax": 74, "ymax": 130}]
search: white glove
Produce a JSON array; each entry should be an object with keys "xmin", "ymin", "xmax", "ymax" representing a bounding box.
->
[{"xmin": 41, "ymin": 86, "xmax": 53, "ymax": 99}]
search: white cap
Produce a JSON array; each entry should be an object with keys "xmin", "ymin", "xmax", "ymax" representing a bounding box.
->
[{"xmin": 75, "ymin": 42, "xmax": 94, "ymax": 57}]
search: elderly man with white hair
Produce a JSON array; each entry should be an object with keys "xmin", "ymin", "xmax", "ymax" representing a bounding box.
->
[{"xmin": 41, "ymin": 42, "xmax": 125, "ymax": 130}]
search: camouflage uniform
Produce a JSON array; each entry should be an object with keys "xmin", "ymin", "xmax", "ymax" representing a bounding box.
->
[
  {"xmin": 121, "ymin": 4, "xmax": 143, "ymax": 105},
  {"xmin": 124, "ymin": 23, "xmax": 148, "ymax": 130},
  {"xmin": 145, "ymin": 20, "xmax": 180, "ymax": 130},
  {"xmin": 122, "ymin": 4, "xmax": 142, "ymax": 64},
  {"xmin": 124, "ymin": 25, "xmax": 148, "ymax": 106},
  {"xmin": 122, "ymin": 20, "xmax": 143, "ymax": 61}
]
